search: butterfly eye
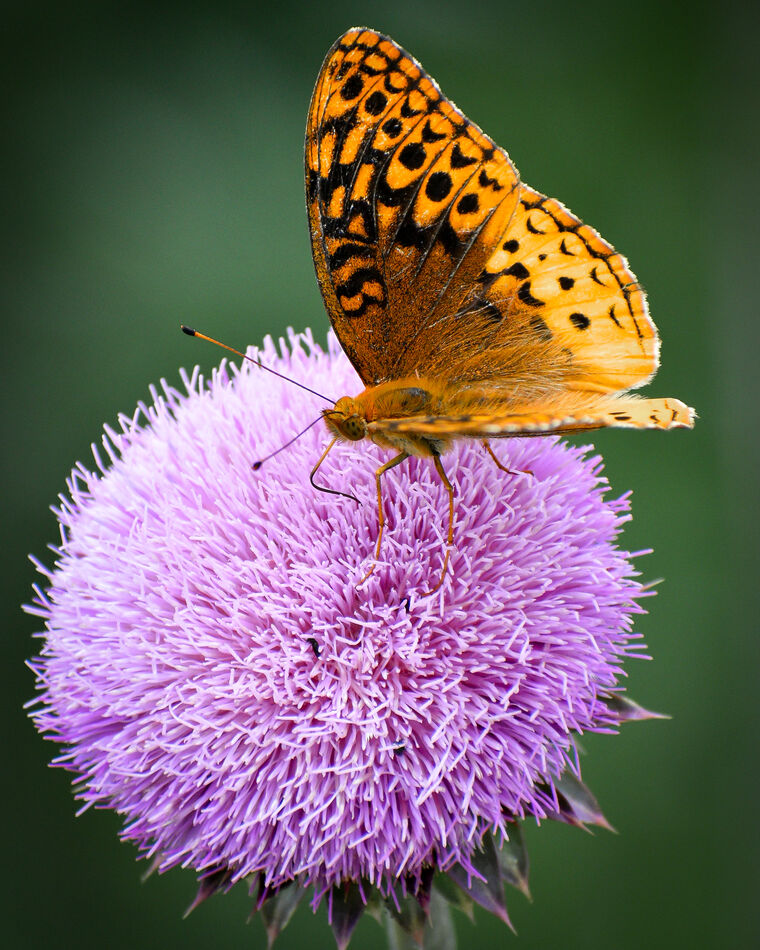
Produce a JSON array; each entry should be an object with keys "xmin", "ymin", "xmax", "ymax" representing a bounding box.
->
[
  {"xmin": 341, "ymin": 415, "xmax": 366, "ymax": 442},
  {"xmin": 322, "ymin": 406, "xmax": 366, "ymax": 442}
]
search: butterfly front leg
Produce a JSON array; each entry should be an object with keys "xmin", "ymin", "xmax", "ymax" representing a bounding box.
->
[
  {"xmin": 483, "ymin": 441, "xmax": 533, "ymax": 478},
  {"xmin": 309, "ymin": 437, "xmax": 361, "ymax": 504}
]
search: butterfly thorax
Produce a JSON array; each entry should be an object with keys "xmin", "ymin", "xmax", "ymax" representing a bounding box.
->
[{"xmin": 323, "ymin": 380, "xmax": 451, "ymax": 457}]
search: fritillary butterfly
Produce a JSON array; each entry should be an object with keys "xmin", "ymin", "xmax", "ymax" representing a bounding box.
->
[{"xmin": 305, "ymin": 28, "xmax": 694, "ymax": 589}]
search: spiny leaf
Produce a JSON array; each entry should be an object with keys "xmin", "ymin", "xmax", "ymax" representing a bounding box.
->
[
  {"xmin": 382, "ymin": 866, "xmax": 435, "ymax": 945},
  {"xmin": 421, "ymin": 888, "xmax": 457, "ymax": 950},
  {"xmin": 446, "ymin": 832, "xmax": 513, "ymax": 929},
  {"xmin": 496, "ymin": 823, "xmax": 531, "ymax": 899},
  {"xmin": 385, "ymin": 912, "xmax": 419, "ymax": 950},
  {"xmin": 602, "ymin": 692, "xmax": 670, "ymax": 723},
  {"xmin": 329, "ymin": 880, "xmax": 366, "ymax": 950},
  {"xmin": 140, "ymin": 854, "xmax": 162, "ymax": 883},
  {"xmin": 431, "ymin": 874, "xmax": 474, "ymax": 921},
  {"xmin": 385, "ymin": 893, "xmax": 427, "ymax": 947},
  {"xmin": 553, "ymin": 772, "xmax": 615, "ymax": 832},
  {"xmin": 384, "ymin": 889, "xmax": 458, "ymax": 950},
  {"xmin": 364, "ymin": 888, "xmax": 386, "ymax": 924},
  {"xmin": 258, "ymin": 881, "xmax": 307, "ymax": 948},
  {"xmin": 411, "ymin": 865, "xmax": 435, "ymax": 915},
  {"xmin": 183, "ymin": 867, "xmax": 233, "ymax": 918}
]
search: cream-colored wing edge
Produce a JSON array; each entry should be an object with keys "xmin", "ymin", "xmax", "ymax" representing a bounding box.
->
[{"xmin": 371, "ymin": 395, "xmax": 695, "ymax": 438}]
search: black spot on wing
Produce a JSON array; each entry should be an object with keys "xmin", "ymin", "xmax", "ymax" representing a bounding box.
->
[
  {"xmin": 478, "ymin": 261, "xmax": 529, "ymax": 289},
  {"xmin": 341, "ymin": 73, "xmax": 364, "ymax": 100},
  {"xmin": 570, "ymin": 312, "xmax": 590, "ymax": 330},
  {"xmin": 478, "ymin": 168, "xmax": 503, "ymax": 191},
  {"xmin": 456, "ymin": 193, "xmax": 479, "ymax": 214},
  {"xmin": 421, "ymin": 119, "xmax": 446, "ymax": 142},
  {"xmin": 395, "ymin": 210, "xmax": 471, "ymax": 262},
  {"xmin": 450, "ymin": 142, "xmax": 478, "ymax": 168},
  {"xmin": 526, "ymin": 215, "xmax": 546, "ymax": 235},
  {"xmin": 383, "ymin": 117, "xmax": 403, "ymax": 137},
  {"xmin": 505, "ymin": 262, "xmax": 529, "ymax": 280},
  {"xmin": 399, "ymin": 142, "xmax": 426, "ymax": 170},
  {"xmin": 436, "ymin": 218, "xmax": 470, "ymax": 258},
  {"xmin": 394, "ymin": 215, "xmax": 428, "ymax": 250},
  {"xmin": 518, "ymin": 281, "xmax": 545, "ymax": 307},
  {"xmin": 400, "ymin": 97, "xmax": 424, "ymax": 118},
  {"xmin": 364, "ymin": 90, "xmax": 388, "ymax": 115},
  {"xmin": 328, "ymin": 242, "xmax": 375, "ymax": 269},
  {"xmin": 425, "ymin": 171, "xmax": 453, "ymax": 202}
]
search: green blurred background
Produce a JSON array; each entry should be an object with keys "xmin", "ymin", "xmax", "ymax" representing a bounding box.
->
[{"xmin": 4, "ymin": 1, "xmax": 757, "ymax": 947}]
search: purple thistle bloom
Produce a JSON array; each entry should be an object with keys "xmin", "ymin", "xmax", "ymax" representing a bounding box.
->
[{"xmin": 27, "ymin": 329, "xmax": 648, "ymax": 906}]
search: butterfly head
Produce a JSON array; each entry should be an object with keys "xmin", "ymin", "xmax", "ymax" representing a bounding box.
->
[{"xmin": 323, "ymin": 397, "xmax": 367, "ymax": 442}]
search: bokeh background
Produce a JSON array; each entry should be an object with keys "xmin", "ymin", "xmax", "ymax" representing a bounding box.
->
[{"xmin": 4, "ymin": 1, "xmax": 757, "ymax": 947}]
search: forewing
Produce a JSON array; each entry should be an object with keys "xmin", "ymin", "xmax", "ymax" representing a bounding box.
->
[
  {"xmin": 306, "ymin": 28, "xmax": 520, "ymax": 386},
  {"xmin": 371, "ymin": 394, "xmax": 695, "ymax": 439}
]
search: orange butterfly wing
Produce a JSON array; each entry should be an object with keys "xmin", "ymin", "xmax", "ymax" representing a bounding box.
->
[
  {"xmin": 306, "ymin": 28, "xmax": 693, "ymax": 430},
  {"xmin": 306, "ymin": 28, "xmax": 520, "ymax": 387}
]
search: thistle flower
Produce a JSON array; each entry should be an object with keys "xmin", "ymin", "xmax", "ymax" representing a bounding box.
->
[{"xmin": 27, "ymin": 329, "xmax": 658, "ymax": 946}]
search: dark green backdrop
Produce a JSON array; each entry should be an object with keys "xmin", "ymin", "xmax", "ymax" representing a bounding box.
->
[{"xmin": 4, "ymin": 2, "xmax": 756, "ymax": 948}]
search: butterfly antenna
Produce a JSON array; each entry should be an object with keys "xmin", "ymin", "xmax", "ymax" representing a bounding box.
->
[
  {"xmin": 252, "ymin": 415, "xmax": 325, "ymax": 470},
  {"xmin": 181, "ymin": 325, "xmax": 335, "ymax": 403}
]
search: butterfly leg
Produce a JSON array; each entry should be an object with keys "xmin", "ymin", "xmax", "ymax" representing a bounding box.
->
[
  {"xmin": 310, "ymin": 438, "xmax": 360, "ymax": 504},
  {"xmin": 424, "ymin": 453, "xmax": 455, "ymax": 596},
  {"xmin": 483, "ymin": 440, "xmax": 533, "ymax": 478},
  {"xmin": 359, "ymin": 451, "xmax": 409, "ymax": 584}
]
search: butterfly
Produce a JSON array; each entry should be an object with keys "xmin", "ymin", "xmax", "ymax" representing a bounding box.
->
[{"xmin": 305, "ymin": 27, "xmax": 694, "ymax": 591}]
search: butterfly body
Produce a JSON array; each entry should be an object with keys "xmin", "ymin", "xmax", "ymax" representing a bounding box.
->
[{"xmin": 306, "ymin": 28, "xmax": 694, "ymax": 585}]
